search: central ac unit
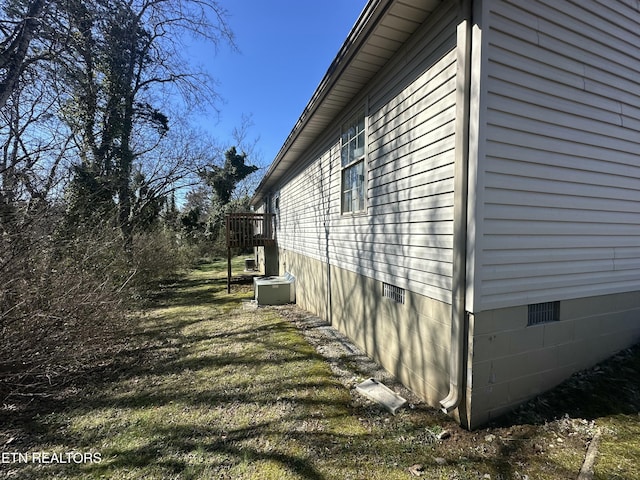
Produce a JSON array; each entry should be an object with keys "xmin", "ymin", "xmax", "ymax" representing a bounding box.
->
[{"xmin": 253, "ymin": 273, "xmax": 295, "ymax": 305}]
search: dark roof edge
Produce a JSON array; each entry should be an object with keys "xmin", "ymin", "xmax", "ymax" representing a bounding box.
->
[{"xmin": 251, "ymin": 0, "xmax": 392, "ymax": 207}]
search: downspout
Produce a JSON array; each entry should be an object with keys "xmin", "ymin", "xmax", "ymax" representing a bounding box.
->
[{"xmin": 440, "ymin": 0, "xmax": 473, "ymax": 415}]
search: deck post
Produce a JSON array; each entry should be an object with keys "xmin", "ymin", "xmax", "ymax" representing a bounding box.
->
[
  {"xmin": 226, "ymin": 216, "xmax": 231, "ymax": 293},
  {"xmin": 227, "ymin": 245, "xmax": 231, "ymax": 293}
]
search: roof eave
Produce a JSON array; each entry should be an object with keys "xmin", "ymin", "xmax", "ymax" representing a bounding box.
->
[{"xmin": 251, "ymin": 0, "xmax": 439, "ymax": 206}]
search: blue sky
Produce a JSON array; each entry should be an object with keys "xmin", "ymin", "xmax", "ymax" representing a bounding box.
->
[{"xmin": 189, "ymin": 0, "xmax": 367, "ymax": 168}]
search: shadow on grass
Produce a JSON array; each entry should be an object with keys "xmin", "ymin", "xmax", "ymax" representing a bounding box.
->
[
  {"xmin": 85, "ymin": 421, "xmax": 332, "ymax": 479},
  {"xmin": 5, "ymin": 263, "xmax": 639, "ymax": 480},
  {"xmin": 146, "ymin": 275, "xmax": 256, "ymax": 308},
  {"xmin": 3, "ymin": 265, "xmax": 354, "ymax": 479}
]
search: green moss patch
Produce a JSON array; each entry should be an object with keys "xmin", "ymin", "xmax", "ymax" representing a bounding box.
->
[{"xmin": 1, "ymin": 258, "xmax": 639, "ymax": 479}]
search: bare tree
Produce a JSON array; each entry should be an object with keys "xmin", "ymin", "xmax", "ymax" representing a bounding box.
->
[
  {"xmin": 60, "ymin": 0, "xmax": 234, "ymax": 243},
  {"xmin": 0, "ymin": 0, "xmax": 53, "ymax": 110},
  {"xmin": 0, "ymin": 0, "xmax": 237, "ymax": 404}
]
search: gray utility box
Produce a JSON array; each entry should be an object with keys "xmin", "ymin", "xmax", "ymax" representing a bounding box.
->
[
  {"xmin": 244, "ymin": 258, "xmax": 256, "ymax": 271},
  {"xmin": 254, "ymin": 273, "xmax": 295, "ymax": 306}
]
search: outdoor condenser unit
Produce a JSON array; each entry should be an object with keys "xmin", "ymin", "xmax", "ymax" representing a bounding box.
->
[{"xmin": 254, "ymin": 273, "xmax": 295, "ymax": 306}]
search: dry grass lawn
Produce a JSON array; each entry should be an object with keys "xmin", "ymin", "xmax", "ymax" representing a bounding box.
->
[{"xmin": 1, "ymin": 258, "xmax": 639, "ymax": 479}]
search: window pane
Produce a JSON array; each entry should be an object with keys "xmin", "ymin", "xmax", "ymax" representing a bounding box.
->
[
  {"xmin": 348, "ymin": 141, "xmax": 356, "ymax": 165},
  {"xmin": 354, "ymin": 144, "xmax": 364, "ymax": 160},
  {"xmin": 341, "ymin": 145, "xmax": 349, "ymax": 166},
  {"xmin": 355, "ymin": 131, "xmax": 365, "ymax": 156},
  {"xmin": 341, "ymin": 114, "xmax": 366, "ymax": 167},
  {"xmin": 342, "ymin": 160, "xmax": 365, "ymax": 213},
  {"xmin": 341, "ymin": 113, "xmax": 366, "ymax": 213},
  {"xmin": 347, "ymin": 125, "xmax": 354, "ymax": 141},
  {"xmin": 343, "ymin": 190, "xmax": 352, "ymax": 212},
  {"xmin": 357, "ymin": 162, "xmax": 364, "ymax": 211}
]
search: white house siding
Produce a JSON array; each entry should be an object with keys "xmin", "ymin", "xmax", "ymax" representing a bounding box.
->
[
  {"xmin": 275, "ymin": 145, "xmax": 339, "ymax": 266},
  {"xmin": 471, "ymin": 0, "xmax": 640, "ymax": 311},
  {"xmin": 276, "ymin": 1, "xmax": 460, "ymax": 304}
]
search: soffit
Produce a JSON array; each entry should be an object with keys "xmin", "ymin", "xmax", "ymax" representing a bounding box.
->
[{"xmin": 253, "ymin": 0, "xmax": 443, "ymax": 205}]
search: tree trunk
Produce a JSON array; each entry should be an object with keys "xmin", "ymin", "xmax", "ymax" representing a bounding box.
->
[{"xmin": 0, "ymin": 0, "xmax": 49, "ymax": 110}]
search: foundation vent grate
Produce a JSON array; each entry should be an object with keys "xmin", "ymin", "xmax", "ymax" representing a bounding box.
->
[
  {"xmin": 383, "ymin": 283, "xmax": 405, "ymax": 304},
  {"xmin": 528, "ymin": 301, "xmax": 560, "ymax": 326}
]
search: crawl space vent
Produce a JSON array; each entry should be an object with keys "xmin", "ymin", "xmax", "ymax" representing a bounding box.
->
[
  {"xmin": 383, "ymin": 283, "xmax": 405, "ymax": 304},
  {"xmin": 528, "ymin": 301, "xmax": 560, "ymax": 326}
]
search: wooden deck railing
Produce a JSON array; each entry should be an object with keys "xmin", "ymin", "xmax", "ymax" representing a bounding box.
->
[
  {"xmin": 225, "ymin": 213, "xmax": 275, "ymax": 248},
  {"xmin": 225, "ymin": 213, "xmax": 276, "ymax": 292}
]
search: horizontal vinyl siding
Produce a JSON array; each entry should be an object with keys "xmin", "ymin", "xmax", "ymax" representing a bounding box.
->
[
  {"xmin": 277, "ymin": 146, "xmax": 339, "ymax": 263},
  {"xmin": 477, "ymin": 0, "xmax": 640, "ymax": 310},
  {"xmin": 276, "ymin": 1, "xmax": 458, "ymax": 304},
  {"xmin": 334, "ymin": 3, "xmax": 457, "ymax": 303}
]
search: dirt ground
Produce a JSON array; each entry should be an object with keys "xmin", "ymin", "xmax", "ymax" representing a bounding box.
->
[
  {"xmin": 270, "ymin": 303, "xmax": 639, "ymax": 480},
  {"xmin": 271, "ymin": 304, "xmax": 426, "ymax": 408}
]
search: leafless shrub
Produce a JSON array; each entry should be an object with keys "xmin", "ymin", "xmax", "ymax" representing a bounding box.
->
[
  {"xmin": 0, "ymin": 211, "xmax": 190, "ymax": 406},
  {"xmin": 0, "ymin": 215, "xmax": 118, "ymax": 399},
  {"xmin": 127, "ymin": 228, "xmax": 197, "ymax": 290}
]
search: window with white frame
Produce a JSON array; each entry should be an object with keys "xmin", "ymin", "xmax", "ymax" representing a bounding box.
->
[{"xmin": 341, "ymin": 113, "xmax": 366, "ymax": 213}]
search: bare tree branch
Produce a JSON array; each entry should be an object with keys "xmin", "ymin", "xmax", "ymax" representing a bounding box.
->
[{"xmin": 0, "ymin": 0, "xmax": 53, "ymax": 110}]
